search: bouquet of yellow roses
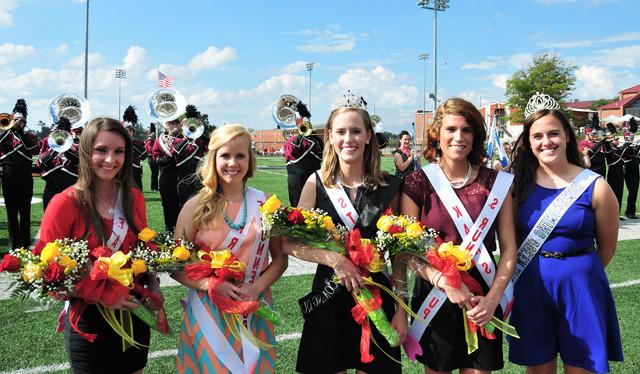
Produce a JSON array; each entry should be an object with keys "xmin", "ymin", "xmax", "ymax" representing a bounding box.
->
[
  {"xmin": 132, "ymin": 227, "xmax": 194, "ymax": 273},
  {"xmin": 259, "ymin": 195, "xmax": 347, "ymax": 252},
  {"xmin": 0, "ymin": 239, "xmax": 89, "ymax": 302},
  {"xmin": 374, "ymin": 211, "xmax": 438, "ymax": 257}
]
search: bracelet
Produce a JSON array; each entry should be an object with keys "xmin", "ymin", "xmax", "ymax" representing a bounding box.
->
[
  {"xmin": 395, "ymin": 289, "xmax": 411, "ymax": 298},
  {"xmin": 331, "ymin": 255, "xmax": 344, "ymax": 269},
  {"xmin": 430, "ymin": 271, "xmax": 441, "ymax": 286},
  {"xmin": 433, "ymin": 273, "xmax": 443, "ymax": 288}
]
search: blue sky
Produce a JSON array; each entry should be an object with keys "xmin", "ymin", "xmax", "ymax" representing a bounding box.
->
[{"xmin": 1, "ymin": 0, "xmax": 639, "ymax": 134}]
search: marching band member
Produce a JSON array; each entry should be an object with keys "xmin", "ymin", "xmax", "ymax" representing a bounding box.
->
[
  {"xmin": 399, "ymin": 97, "xmax": 516, "ymax": 373},
  {"xmin": 508, "ymin": 93, "xmax": 623, "ymax": 373},
  {"xmin": 622, "ymin": 129, "xmax": 639, "ymax": 219},
  {"xmin": 151, "ymin": 119, "xmax": 181, "ymax": 232},
  {"xmin": 282, "ymin": 92, "xmax": 403, "ymax": 373},
  {"xmin": 145, "ymin": 123, "xmax": 159, "ymax": 191},
  {"xmin": 0, "ymin": 99, "xmax": 39, "ymax": 249},
  {"xmin": 604, "ymin": 124, "xmax": 626, "ymax": 218},
  {"xmin": 172, "ymin": 124, "xmax": 287, "ymax": 373},
  {"xmin": 122, "ymin": 105, "xmax": 147, "ymax": 191},
  {"xmin": 580, "ymin": 128, "xmax": 608, "ymax": 178},
  {"xmin": 37, "ymin": 117, "xmax": 79, "ymax": 210},
  {"xmin": 174, "ymin": 104, "xmax": 208, "ymax": 210}
]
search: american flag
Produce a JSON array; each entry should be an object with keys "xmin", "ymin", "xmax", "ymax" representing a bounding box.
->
[{"xmin": 157, "ymin": 71, "xmax": 175, "ymax": 88}]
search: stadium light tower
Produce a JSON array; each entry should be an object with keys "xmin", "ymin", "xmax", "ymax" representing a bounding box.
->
[
  {"xmin": 115, "ymin": 68, "xmax": 127, "ymax": 120},
  {"xmin": 306, "ymin": 62, "xmax": 315, "ymax": 111},
  {"xmin": 417, "ymin": 0, "xmax": 450, "ymax": 112}
]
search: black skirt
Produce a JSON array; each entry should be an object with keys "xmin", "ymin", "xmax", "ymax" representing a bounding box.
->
[
  {"xmin": 296, "ymin": 268, "xmax": 401, "ymax": 374},
  {"xmin": 64, "ymin": 302, "xmax": 150, "ymax": 374},
  {"xmin": 410, "ymin": 278, "xmax": 504, "ymax": 371}
]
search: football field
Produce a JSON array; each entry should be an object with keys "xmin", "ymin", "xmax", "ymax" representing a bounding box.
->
[{"xmin": 0, "ymin": 156, "xmax": 639, "ymax": 373}]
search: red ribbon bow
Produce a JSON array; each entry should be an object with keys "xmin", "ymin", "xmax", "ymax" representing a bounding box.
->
[{"xmin": 350, "ymin": 287, "xmax": 382, "ymax": 364}]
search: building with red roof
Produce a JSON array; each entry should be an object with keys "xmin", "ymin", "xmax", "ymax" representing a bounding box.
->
[{"xmin": 599, "ymin": 84, "xmax": 640, "ymax": 120}]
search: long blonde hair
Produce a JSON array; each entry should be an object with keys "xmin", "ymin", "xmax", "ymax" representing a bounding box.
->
[
  {"xmin": 192, "ymin": 124, "xmax": 256, "ymax": 229},
  {"xmin": 320, "ymin": 107, "xmax": 387, "ymax": 189}
]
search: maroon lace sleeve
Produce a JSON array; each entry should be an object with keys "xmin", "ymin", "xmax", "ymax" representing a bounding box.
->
[{"xmin": 400, "ymin": 169, "xmax": 428, "ymax": 206}]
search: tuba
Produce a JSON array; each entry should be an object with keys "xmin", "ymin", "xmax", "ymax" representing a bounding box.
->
[
  {"xmin": 181, "ymin": 117, "xmax": 204, "ymax": 140},
  {"xmin": 272, "ymin": 94, "xmax": 313, "ymax": 138},
  {"xmin": 48, "ymin": 93, "xmax": 91, "ymax": 129},
  {"xmin": 0, "ymin": 113, "xmax": 13, "ymax": 130},
  {"xmin": 146, "ymin": 88, "xmax": 186, "ymax": 125},
  {"xmin": 47, "ymin": 128, "xmax": 73, "ymax": 153}
]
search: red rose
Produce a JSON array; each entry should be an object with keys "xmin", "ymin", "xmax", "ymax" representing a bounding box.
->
[
  {"xmin": 44, "ymin": 262, "xmax": 65, "ymax": 283},
  {"xmin": 0, "ymin": 254, "xmax": 21, "ymax": 272},
  {"xmin": 388, "ymin": 225, "xmax": 404, "ymax": 235},
  {"xmin": 383, "ymin": 208, "xmax": 393, "ymax": 216},
  {"xmin": 287, "ymin": 208, "xmax": 305, "ymax": 225},
  {"xmin": 90, "ymin": 245, "xmax": 111, "ymax": 260}
]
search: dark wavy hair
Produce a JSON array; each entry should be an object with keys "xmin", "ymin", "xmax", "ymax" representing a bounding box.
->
[
  {"xmin": 398, "ymin": 130, "xmax": 411, "ymax": 148},
  {"xmin": 423, "ymin": 97, "xmax": 486, "ymax": 166},
  {"xmin": 511, "ymin": 109, "xmax": 582, "ymax": 202}
]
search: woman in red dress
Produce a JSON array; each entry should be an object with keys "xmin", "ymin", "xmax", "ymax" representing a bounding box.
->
[{"xmin": 37, "ymin": 118, "xmax": 161, "ymax": 374}]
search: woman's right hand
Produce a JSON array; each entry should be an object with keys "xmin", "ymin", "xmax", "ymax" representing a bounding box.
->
[
  {"xmin": 441, "ymin": 281, "xmax": 474, "ymax": 309},
  {"xmin": 104, "ymin": 295, "xmax": 141, "ymax": 311},
  {"xmin": 213, "ymin": 280, "xmax": 244, "ymax": 301},
  {"xmin": 333, "ymin": 256, "xmax": 364, "ymax": 292}
]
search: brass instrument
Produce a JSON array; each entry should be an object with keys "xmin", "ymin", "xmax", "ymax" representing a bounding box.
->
[
  {"xmin": 272, "ymin": 94, "xmax": 313, "ymax": 138},
  {"xmin": 181, "ymin": 117, "xmax": 205, "ymax": 140},
  {"xmin": 297, "ymin": 118, "xmax": 313, "ymax": 136},
  {"xmin": 0, "ymin": 113, "xmax": 13, "ymax": 130},
  {"xmin": 47, "ymin": 128, "xmax": 73, "ymax": 153},
  {"xmin": 48, "ymin": 93, "xmax": 91, "ymax": 129},
  {"xmin": 145, "ymin": 88, "xmax": 186, "ymax": 126}
]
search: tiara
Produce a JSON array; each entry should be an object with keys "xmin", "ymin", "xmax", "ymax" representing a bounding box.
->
[
  {"xmin": 332, "ymin": 90, "xmax": 368, "ymax": 111},
  {"xmin": 524, "ymin": 91, "xmax": 560, "ymax": 118}
]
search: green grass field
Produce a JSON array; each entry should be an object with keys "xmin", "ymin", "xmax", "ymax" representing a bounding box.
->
[{"xmin": 0, "ymin": 156, "xmax": 639, "ymax": 373}]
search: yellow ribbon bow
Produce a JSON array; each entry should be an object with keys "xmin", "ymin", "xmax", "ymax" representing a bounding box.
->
[{"xmin": 198, "ymin": 249, "xmax": 246, "ymax": 273}]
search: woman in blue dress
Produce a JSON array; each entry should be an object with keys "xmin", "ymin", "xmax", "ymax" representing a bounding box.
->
[{"xmin": 508, "ymin": 98, "xmax": 623, "ymax": 373}]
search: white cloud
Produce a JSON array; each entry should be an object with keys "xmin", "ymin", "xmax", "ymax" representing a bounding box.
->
[
  {"xmin": 462, "ymin": 56, "xmax": 504, "ymax": 70},
  {"xmin": 462, "ymin": 53, "xmax": 532, "ymax": 71},
  {"xmin": 296, "ymin": 26, "xmax": 356, "ymax": 53},
  {"xmin": 188, "ymin": 46, "xmax": 236, "ymax": 72},
  {"xmin": 123, "ymin": 46, "xmax": 147, "ymax": 71},
  {"xmin": 592, "ymin": 45, "xmax": 640, "ymax": 68},
  {"xmin": 491, "ymin": 74, "xmax": 509, "ymax": 89},
  {"xmin": 508, "ymin": 53, "xmax": 534, "ymax": 70},
  {"xmin": 280, "ymin": 60, "xmax": 309, "ymax": 75},
  {"xmin": 53, "ymin": 43, "xmax": 68, "ymax": 56},
  {"xmin": 0, "ymin": 43, "xmax": 35, "ymax": 65},
  {"xmin": 67, "ymin": 53, "xmax": 103, "ymax": 68},
  {"xmin": 574, "ymin": 65, "xmax": 616, "ymax": 99},
  {"xmin": 0, "ymin": 0, "xmax": 16, "ymax": 27},
  {"xmin": 535, "ymin": 0, "xmax": 618, "ymax": 4},
  {"xmin": 539, "ymin": 31, "xmax": 640, "ymax": 49}
]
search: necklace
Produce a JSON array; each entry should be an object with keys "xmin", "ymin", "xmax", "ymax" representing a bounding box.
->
[
  {"xmin": 336, "ymin": 173, "xmax": 365, "ymax": 189},
  {"xmin": 441, "ymin": 161, "xmax": 472, "ymax": 189},
  {"xmin": 223, "ymin": 189, "xmax": 247, "ymax": 230},
  {"xmin": 98, "ymin": 193, "xmax": 117, "ymax": 217}
]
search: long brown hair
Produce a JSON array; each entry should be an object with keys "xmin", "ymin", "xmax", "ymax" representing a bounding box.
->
[
  {"xmin": 75, "ymin": 117, "xmax": 138, "ymax": 243},
  {"xmin": 511, "ymin": 109, "xmax": 582, "ymax": 202},
  {"xmin": 423, "ymin": 97, "xmax": 486, "ymax": 166},
  {"xmin": 192, "ymin": 124, "xmax": 256, "ymax": 229},
  {"xmin": 320, "ymin": 107, "xmax": 387, "ymax": 189}
]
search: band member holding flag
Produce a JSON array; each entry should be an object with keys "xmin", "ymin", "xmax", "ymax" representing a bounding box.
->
[
  {"xmin": 171, "ymin": 124, "xmax": 287, "ymax": 373},
  {"xmin": 282, "ymin": 92, "xmax": 403, "ymax": 373},
  {"xmin": 393, "ymin": 130, "xmax": 420, "ymax": 178},
  {"xmin": 398, "ymin": 97, "xmax": 517, "ymax": 373},
  {"xmin": 508, "ymin": 93, "xmax": 623, "ymax": 373}
]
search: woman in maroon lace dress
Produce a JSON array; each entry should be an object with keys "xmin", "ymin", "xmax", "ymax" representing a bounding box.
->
[{"xmin": 395, "ymin": 97, "xmax": 516, "ymax": 373}]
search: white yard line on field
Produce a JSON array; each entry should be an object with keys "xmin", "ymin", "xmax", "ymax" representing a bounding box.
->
[{"xmin": 257, "ymin": 169, "xmax": 288, "ymax": 177}]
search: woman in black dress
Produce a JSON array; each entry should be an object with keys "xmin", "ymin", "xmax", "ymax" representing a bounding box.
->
[{"xmin": 282, "ymin": 93, "xmax": 403, "ymax": 373}]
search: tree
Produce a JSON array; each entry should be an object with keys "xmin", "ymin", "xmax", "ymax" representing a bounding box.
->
[
  {"xmin": 505, "ymin": 53, "xmax": 576, "ymax": 123},
  {"xmin": 590, "ymin": 98, "xmax": 616, "ymax": 111}
]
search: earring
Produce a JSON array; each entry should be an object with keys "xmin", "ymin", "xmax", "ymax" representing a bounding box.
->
[
  {"xmin": 435, "ymin": 143, "xmax": 440, "ymax": 149},
  {"xmin": 366, "ymin": 140, "xmax": 370, "ymax": 144}
]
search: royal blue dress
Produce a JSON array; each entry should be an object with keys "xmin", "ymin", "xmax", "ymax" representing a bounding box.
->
[{"xmin": 509, "ymin": 179, "xmax": 623, "ymax": 373}]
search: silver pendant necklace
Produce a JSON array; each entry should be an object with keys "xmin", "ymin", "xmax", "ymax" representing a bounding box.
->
[{"xmin": 441, "ymin": 161, "xmax": 472, "ymax": 189}]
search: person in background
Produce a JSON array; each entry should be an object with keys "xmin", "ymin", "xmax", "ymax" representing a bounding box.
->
[
  {"xmin": 174, "ymin": 104, "xmax": 209, "ymax": 210},
  {"xmin": 580, "ymin": 127, "xmax": 608, "ymax": 178},
  {"xmin": 145, "ymin": 123, "xmax": 159, "ymax": 191},
  {"xmin": 508, "ymin": 94, "xmax": 622, "ymax": 373},
  {"xmin": 37, "ymin": 117, "xmax": 79, "ymax": 210},
  {"xmin": 604, "ymin": 124, "xmax": 626, "ymax": 219},
  {"xmin": 151, "ymin": 119, "xmax": 181, "ymax": 232},
  {"xmin": 122, "ymin": 105, "xmax": 147, "ymax": 191},
  {"xmin": 0, "ymin": 99, "xmax": 39, "ymax": 249},
  {"xmin": 393, "ymin": 130, "xmax": 420, "ymax": 178},
  {"xmin": 492, "ymin": 141, "xmax": 513, "ymax": 171},
  {"xmin": 622, "ymin": 128, "xmax": 639, "ymax": 219}
]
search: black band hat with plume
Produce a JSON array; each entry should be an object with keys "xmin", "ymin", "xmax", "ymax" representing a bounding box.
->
[
  {"xmin": 12, "ymin": 98, "xmax": 28, "ymax": 120},
  {"xmin": 56, "ymin": 117, "xmax": 72, "ymax": 133},
  {"xmin": 123, "ymin": 105, "xmax": 138, "ymax": 129}
]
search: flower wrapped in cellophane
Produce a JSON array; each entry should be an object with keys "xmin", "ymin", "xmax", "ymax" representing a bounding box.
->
[
  {"xmin": 259, "ymin": 194, "xmax": 347, "ymax": 253},
  {"xmin": 132, "ymin": 227, "xmax": 194, "ymax": 273},
  {"xmin": 184, "ymin": 248, "xmax": 281, "ymax": 348},
  {"xmin": 0, "ymin": 239, "xmax": 89, "ymax": 302},
  {"xmin": 426, "ymin": 241, "xmax": 519, "ymax": 354},
  {"xmin": 374, "ymin": 211, "xmax": 438, "ymax": 257}
]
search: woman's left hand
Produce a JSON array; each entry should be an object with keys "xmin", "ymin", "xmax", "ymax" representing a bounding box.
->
[
  {"xmin": 141, "ymin": 276, "xmax": 164, "ymax": 310},
  {"xmin": 466, "ymin": 295, "xmax": 499, "ymax": 326},
  {"xmin": 390, "ymin": 309, "xmax": 408, "ymax": 346},
  {"xmin": 237, "ymin": 283, "xmax": 261, "ymax": 301}
]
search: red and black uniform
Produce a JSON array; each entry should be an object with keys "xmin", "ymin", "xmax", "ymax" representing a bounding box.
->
[
  {"xmin": 131, "ymin": 139, "xmax": 148, "ymax": 191},
  {"xmin": 605, "ymin": 141, "xmax": 625, "ymax": 213},
  {"xmin": 0, "ymin": 127, "xmax": 39, "ymax": 248},
  {"xmin": 284, "ymin": 134, "xmax": 323, "ymax": 207},
  {"xmin": 173, "ymin": 135, "xmax": 208, "ymax": 210},
  {"xmin": 37, "ymin": 139, "xmax": 79, "ymax": 211},
  {"xmin": 145, "ymin": 135, "xmax": 159, "ymax": 191},
  {"xmin": 151, "ymin": 133, "xmax": 180, "ymax": 231},
  {"xmin": 582, "ymin": 139, "xmax": 608, "ymax": 178},
  {"xmin": 623, "ymin": 142, "xmax": 639, "ymax": 218}
]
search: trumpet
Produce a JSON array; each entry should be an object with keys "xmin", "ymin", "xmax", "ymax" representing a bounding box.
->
[
  {"xmin": 47, "ymin": 128, "xmax": 73, "ymax": 153},
  {"xmin": 181, "ymin": 117, "xmax": 204, "ymax": 140},
  {"xmin": 0, "ymin": 113, "xmax": 13, "ymax": 130}
]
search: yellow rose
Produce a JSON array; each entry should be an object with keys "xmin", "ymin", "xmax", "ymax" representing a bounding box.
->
[
  {"xmin": 58, "ymin": 255, "xmax": 77, "ymax": 270},
  {"xmin": 131, "ymin": 259, "xmax": 147, "ymax": 275},
  {"xmin": 261, "ymin": 194, "xmax": 282, "ymax": 214},
  {"xmin": 437, "ymin": 242, "xmax": 472, "ymax": 271},
  {"xmin": 138, "ymin": 227, "xmax": 157, "ymax": 243},
  {"xmin": 322, "ymin": 216, "xmax": 336, "ymax": 231},
  {"xmin": 40, "ymin": 242, "xmax": 60, "ymax": 264},
  {"xmin": 376, "ymin": 215, "xmax": 394, "ymax": 232},
  {"xmin": 406, "ymin": 222, "xmax": 424, "ymax": 238},
  {"xmin": 22, "ymin": 263, "xmax": 42, "ymax": 283},
  {"xmin": 172, "ymin": 246, "xmax": 191, "ymax": 262}
]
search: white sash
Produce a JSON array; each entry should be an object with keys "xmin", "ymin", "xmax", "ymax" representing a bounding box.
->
[
  {"xmin": 408, "ymin": 165, "xmax": 513, "ymax": 343},
  {"xmin": 188, "ymin": 187, "xmax": 270, "ymax": 374},
  {"xmin": 319, "ymin": 171, "xmax": 359, "ymax": 230},
  {"xmin": 511, "ymin": 169, "xmax": 599, "ymax": 282},
  {"xmin": 106, "ymin": 188, "xmax": 128, "ymax": 252}
]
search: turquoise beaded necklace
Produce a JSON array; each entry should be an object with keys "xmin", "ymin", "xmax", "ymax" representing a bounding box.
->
[{"xmin": 223, "ymin": 189, "xmax": 247, "ymax": 231}]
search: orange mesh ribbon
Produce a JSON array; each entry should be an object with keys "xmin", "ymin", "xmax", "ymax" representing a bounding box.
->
[{"xmin": 350, "ymin": 287, "xmax": 383, "ymax": 364}]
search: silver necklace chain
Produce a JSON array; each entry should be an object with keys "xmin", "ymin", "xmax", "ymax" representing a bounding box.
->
[{"xmin": 441, "ymin": 161, "xmax": 472, "ymax": 189}]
